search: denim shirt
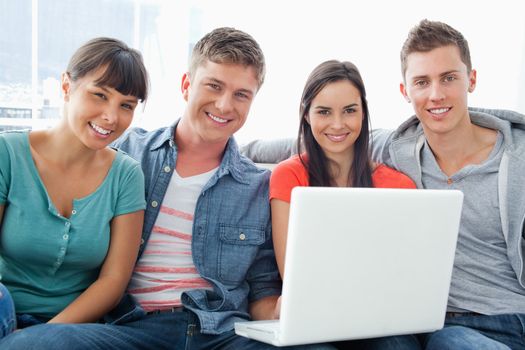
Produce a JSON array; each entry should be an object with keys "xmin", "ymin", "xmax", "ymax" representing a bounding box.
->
[{"xmin": 107, "ymin": 120, "xmax": 281, "ymax": 334}]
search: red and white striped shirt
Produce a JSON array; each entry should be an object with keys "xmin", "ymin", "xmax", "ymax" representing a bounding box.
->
[{"xmin": 128, "ymin": 167, "xmax": 217, "ymax": 312}]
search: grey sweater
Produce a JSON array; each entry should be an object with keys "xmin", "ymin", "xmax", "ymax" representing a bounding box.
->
[{"xmin": 371, "ymin": 107, "xmax": 525, "ymax": 291}]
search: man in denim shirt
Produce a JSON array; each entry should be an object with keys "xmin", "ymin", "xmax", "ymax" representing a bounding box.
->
[{"xmin": 2, "ymin": 28, "xmax": 335, "ymax": 350}]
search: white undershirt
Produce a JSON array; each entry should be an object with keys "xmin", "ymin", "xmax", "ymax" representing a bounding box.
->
[{"xmin": 128, "ymin": 167, "xmax": 217, "ymax": 311}]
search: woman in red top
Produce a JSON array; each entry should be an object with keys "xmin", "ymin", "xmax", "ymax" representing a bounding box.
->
[{"xmin": 270, "ymin": 60, "xmax": 416, "ymax": 278}]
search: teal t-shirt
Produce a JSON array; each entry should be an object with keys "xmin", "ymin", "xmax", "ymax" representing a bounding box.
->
[{"xmin": 0, "ymin": 131, "xmax": 146, "ymax": 318}]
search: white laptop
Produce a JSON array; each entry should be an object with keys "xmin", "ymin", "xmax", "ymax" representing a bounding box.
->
[{"xmin": 235, "ymin": 187, "xmax": 463, "ymax": 346}]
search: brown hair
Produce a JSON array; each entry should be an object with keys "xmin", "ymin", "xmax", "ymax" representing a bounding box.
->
[
  {"xmin": 400, "ymin": 19, "xmax": 472, "ymax": 78},
  {"xmin": 298, "ymin": 60, "xmax": 373, "ymax": 188},
  {"xmin": 67, "ymin": 37, "xmax": 148, "ymax": 102},
  {"xmin": 189, "ymin": 27, "xmax": 265, "ymax": 88}
]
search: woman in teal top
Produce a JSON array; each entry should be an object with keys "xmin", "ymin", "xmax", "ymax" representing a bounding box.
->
[{"xmin": 0, "ymin": 37, "xmax": 148, "ymax": 336}]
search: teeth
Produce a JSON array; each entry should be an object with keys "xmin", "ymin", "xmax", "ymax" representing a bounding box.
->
[
  {"xmin": 89, "ymin": 122, "xmax": 112, "ymax": 135},
  {"xmin": 207, "ymin": 113, "xmax": 228, "ymax": 124},
  {"xmin": 429, "ymin": 108, "xmax": 449, "ymax": 114}
]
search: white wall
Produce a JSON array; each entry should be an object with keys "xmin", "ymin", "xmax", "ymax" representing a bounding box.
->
[{"xmin": 139, "ymin": 0, "xmax": 525, "ymax": 143}]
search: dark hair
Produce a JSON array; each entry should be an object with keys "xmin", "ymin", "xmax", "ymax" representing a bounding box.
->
[
  {"xmin": 297, "ymin": 60, "xmax": 373, "ymax": 188},
  {"xmin": 189, "ymin": 27, "xmax": 265, "ymax": 88},
  {"xmin": 67, "ymin": 37, "xmax": 148, "ymax": 102},
  {"xmin": 401, "ymin": 19, "xmax": 472, "ymax": 78}
]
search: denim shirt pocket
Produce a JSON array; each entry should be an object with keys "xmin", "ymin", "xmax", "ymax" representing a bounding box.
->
[{"xmin": 218, "ymin": 224, "xmax": 265, "ymax": 284}]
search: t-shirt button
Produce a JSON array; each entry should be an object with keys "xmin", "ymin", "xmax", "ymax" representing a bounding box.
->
[
  {"xmin": 63, "ymin": 234, "xmax": 69, "ymax": 240},
  {"xmin": 164, "ymin": 166, "xmax": 171, "ymax": 173},
  {"xmin": 72, "ymin": 209, "xmax": 77, "ymax": 215},
  {"xmin": 239, "ymin": 233, "xmax": 246, "ymax": 240},
  {"xmin": 151, "ymin": 201, "xmax": 158, "ymax": 208}
]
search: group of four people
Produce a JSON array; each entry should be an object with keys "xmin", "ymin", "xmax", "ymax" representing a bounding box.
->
[{"xmin": 0, "ymin": 18, "xmax": 523, "ymax": 350}]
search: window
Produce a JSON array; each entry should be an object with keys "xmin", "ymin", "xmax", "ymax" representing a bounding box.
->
[
  {"xmin": 1, "ymin": 1, "xmax": 524, "ymax": 141},
  {"xmin": 0, "ymin": 0, "xmax": 32, "ymax": 130},
  {"xmin": 0, "ymin": 0, "xmax": 186, "ymax": 131}
]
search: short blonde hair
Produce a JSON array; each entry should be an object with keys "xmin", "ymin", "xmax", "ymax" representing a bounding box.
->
[{"xmin": 188, "ymin": 27, "xmax": 265, "ymax": 88}]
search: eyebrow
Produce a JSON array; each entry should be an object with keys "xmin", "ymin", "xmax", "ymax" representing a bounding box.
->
[
  {"xmin": 95, "ymin": 85, "xmax": 139, "ymax": 103},
  {"xmin": 440, "ymin": 70, "xmax": 461, "ymax": 77},
  {"xmin": 123, "ymin": 98, "xmax": 139, "ymax": 104},
  {"xmin": 314, "ymin": 103, "xmax": 358, "ymax": 110},
  {"xmin": 206, "ymin": 77, "xmax": 224, "ymax": 85},
  {"xmin": 206, "ymin": 77, "xmax": 254, "ymax": 97},
  {"xmin": 411, "ymin": 70, "xmax": 461, "ymax": 81}
]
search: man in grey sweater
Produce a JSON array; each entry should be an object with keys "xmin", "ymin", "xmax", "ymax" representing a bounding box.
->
[
  {"xmin": 242, "ymin": 19, "xmax": 525, "ymax": 350},
  {"xmin": 369, "ymin": 19, "xmax": 525, "ymax": 350}
]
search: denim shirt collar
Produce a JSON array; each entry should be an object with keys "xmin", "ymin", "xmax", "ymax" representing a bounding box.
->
[
  {"xmin": 149, "ymin": 122, "xmax": 176, "ymax": 150},
  {"xmin": 150, "ymin": 119, "xmax": 251, "ymax": 185}
]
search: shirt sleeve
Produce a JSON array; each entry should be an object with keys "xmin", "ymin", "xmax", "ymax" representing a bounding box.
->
[
  {"xmin": 370, "ymin": 129, "xmax": 396, "ymax": 168},
  {"xmin": 246, "ymin": 217, "xmax": 283, "ymax": 303},
  {"xmin": 269, "ymin": 157, "xmax": 309, "ymax": 203},
  {"xmin": 114, "ymin": 157, "xmax": 146, "ymax": 216},
  {"xmin": 0, "ymin": 135, "xmax": 12, "ymax": 204},
  {"xmin": 372, "ymin": 164, "xmax": 417, "ymax": 189}
]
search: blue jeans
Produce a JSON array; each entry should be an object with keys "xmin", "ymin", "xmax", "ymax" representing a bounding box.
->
[
  {"xmin": 16, "ymin": 313, "xmax": 49, "ymax": 329},
  {"xmin": 331, "ymin": 313, "xmax": 525, "ymax": 350},
  {"xmin": 0, "ymin": 309, "xmax": 336, "ymax": 350},
  {"xmin": 333, "ymin": 334, "xmax": 422, "ymax": 349},
  {"xmin": 422, "ymin": 313, "xmax": 525, "ymax": 350},
  {"xmin": 0, "ymin": 282, "xmax": 16, "ymax": 339},
  {"xmin": 342, "ymin": 313, "xmax": 525, "ymax": 350}
]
